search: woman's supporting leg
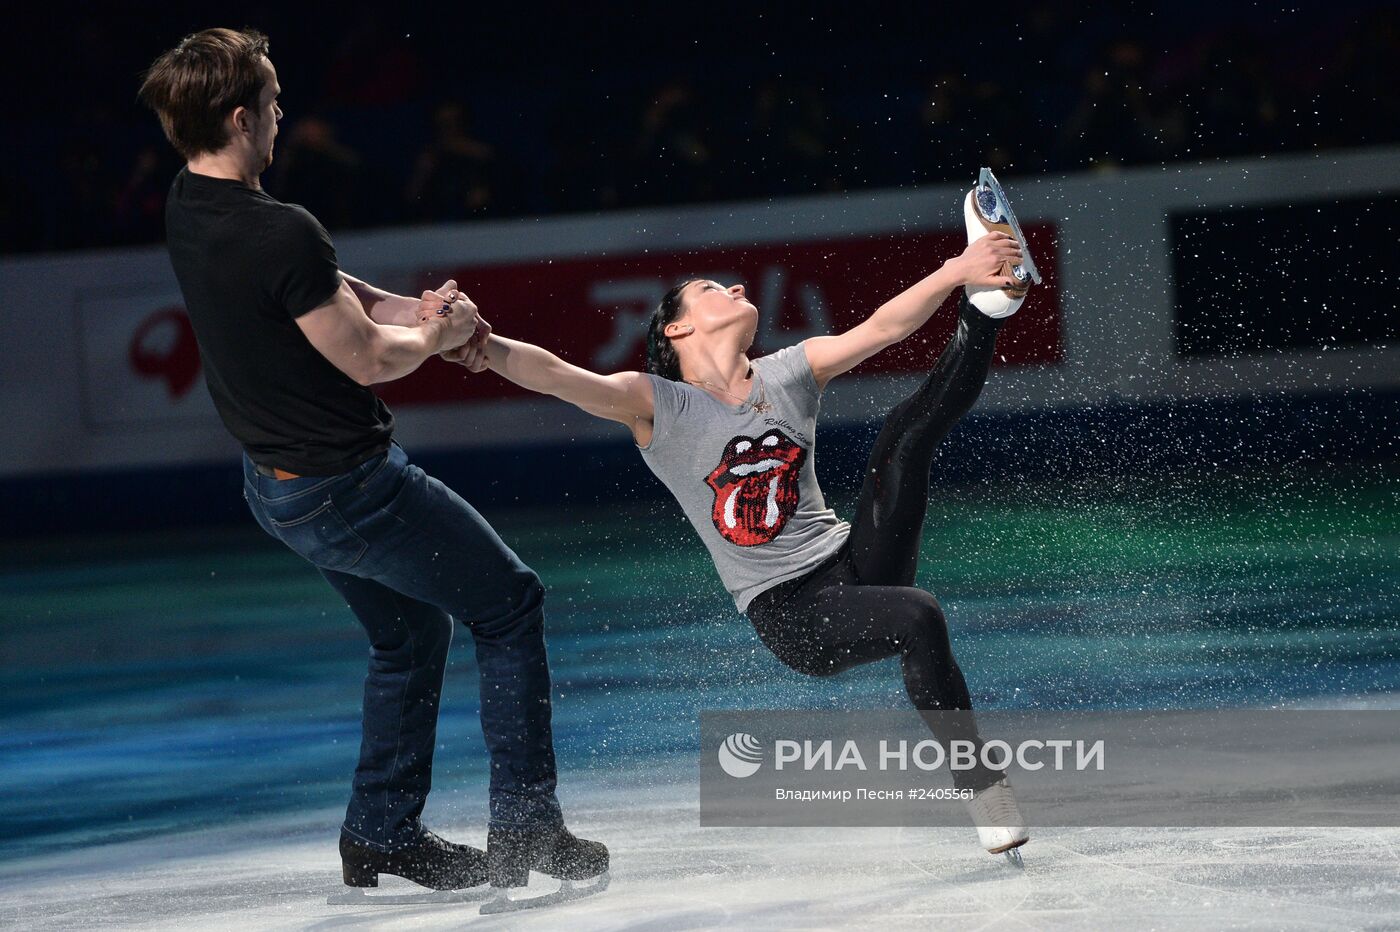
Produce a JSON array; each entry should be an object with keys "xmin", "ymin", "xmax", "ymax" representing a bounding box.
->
[
  {"xmin": 847, "ymin": 295, "xmax": 1005, "ymax": 588},
  {"xmin": 747, "ymin": 577, "xmax": 1005, "ymax": 792}
]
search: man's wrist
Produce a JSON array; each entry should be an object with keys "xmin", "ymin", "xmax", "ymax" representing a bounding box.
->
[
  {"xmin": 389, "ymin": 294, "xmax": 424, "ymax": 327},
  {"xmin": 421, "ymin": 315, "xmax": 453, "ymax": 353}
]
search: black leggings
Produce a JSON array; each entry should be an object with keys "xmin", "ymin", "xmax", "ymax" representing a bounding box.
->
[{"xmin": 745, "ymin": 296, "xmax": 1005, "ymax": 791}]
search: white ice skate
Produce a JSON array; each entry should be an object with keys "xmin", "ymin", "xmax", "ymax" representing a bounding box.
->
[
  {"xmin": 963, "ymin": 167, "xmax": 1041, "ymax": 319},
  {"xmin": 964, "ymin": 777, "xmax": 1029, "ymax": 869}
]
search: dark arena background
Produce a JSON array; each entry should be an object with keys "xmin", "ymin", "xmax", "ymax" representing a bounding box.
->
[{"xmin": 2, "ymin": 3, "xmax": 1397, "ymax": 928}]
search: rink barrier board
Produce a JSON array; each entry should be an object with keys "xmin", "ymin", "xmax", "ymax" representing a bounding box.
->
[
  {"xmin": 1, "ymin": 386, "xmax": 1392, "ymax": 539},
  {"xmin": 2, "ymin": 147, "xmax": 1398, "ymax": 537}
]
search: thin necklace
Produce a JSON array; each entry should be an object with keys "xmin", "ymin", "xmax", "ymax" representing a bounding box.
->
[{"xmin": 685, "ymin": 366, "xmax": 773, "ymax": 414}]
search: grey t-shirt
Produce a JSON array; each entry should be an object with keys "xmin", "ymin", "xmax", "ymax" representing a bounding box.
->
[{"xmin": 638, "ymin": 344, "xmax": 851, "ymax": 612}]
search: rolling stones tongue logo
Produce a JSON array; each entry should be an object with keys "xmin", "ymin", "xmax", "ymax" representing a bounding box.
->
[{"xmin": 705, "ymin": 430, "xmax": 806, "ymax": 546}]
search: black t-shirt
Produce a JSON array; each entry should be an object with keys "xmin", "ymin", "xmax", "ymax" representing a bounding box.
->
[{"xmin": 164, "ymin": 167, "xmax": 393, "ymax": 475}]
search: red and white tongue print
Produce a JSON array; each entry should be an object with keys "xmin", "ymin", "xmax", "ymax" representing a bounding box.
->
[{"xmin": 704, "ymin": 430, "xmax": 806, "ymax": 546}]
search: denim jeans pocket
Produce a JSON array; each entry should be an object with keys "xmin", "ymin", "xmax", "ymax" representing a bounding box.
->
[
  {"xmin": 269, "ymin": 498, "xmax": 369, "ymax": 572},
  {"xmin": 355, "ymin": 450, "xmax": 393, "ymax": 492},
  {"xmin": 243, "ymin": 486, "xmax": 278, "ymax": 540}
]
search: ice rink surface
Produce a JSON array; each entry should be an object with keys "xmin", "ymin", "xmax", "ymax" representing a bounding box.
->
[
  {"xmin": 4, "ymin": 771, "xmax": 1399, "ymax": 931},
  {"xmin": 4, "ymin": 470, "xmax": 1398, "ymax": 929}
]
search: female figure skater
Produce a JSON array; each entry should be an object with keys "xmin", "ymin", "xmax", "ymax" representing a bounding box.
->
[{"xmin": 438, "ymin": 190, "xmax": 1033, "ymax": 861}]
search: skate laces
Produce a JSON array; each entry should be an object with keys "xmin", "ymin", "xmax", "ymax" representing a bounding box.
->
[{"xmin": 967, "ymin": 779, "xmax": 1023, "ymax": 827}]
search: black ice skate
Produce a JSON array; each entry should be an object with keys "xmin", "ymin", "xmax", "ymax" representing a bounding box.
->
[
  {"xmin": 327, "ymin": 827, "xmax": 490, "ymax": 905},
  {"xmin": 480, "ymin": 822, "xmax": 610, "ymax": 914}
]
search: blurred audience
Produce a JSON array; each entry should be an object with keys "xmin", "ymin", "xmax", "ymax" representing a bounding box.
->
[
  {"xmin": 112, "ymin": 145, "xmax": 178, "ymax": 245},
  {"xmin": 405, "ymin": 102, "xmax": 499, "ymax": 221},
  {"xmin": 1058, "ymin": 40, "xmax": 1170, "ymax": 170},
  {"xmin": 271, "ymin": 118, "xmax": 366, "ymax": 230},
  {"xmin": 749, "ymin": 78, "xmax": 842, "ymax": 196},
  {"xmin": 7, "ymin": 6, "xmax": 1397, "ymax": 254},
  {"xmin": 626, "ymin": 81, "xmax": 717, "ymax": 206}
]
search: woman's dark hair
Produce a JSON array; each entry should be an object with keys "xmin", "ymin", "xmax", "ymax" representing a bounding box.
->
[
  {"xmin": 646, "ymin": 280, "xmax": 693, "ymax": 382},
  {"xmin": 139, "ymin": 27, "xmax": 271, "ymax": 161}
]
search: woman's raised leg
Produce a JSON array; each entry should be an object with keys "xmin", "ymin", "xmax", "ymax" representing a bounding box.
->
[{"xmin": 847, "ymin": 295, "xmax": 1005, "ymax": 588}]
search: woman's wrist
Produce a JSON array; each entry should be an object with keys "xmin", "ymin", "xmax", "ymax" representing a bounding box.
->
[{"xmin": 937, "ymin": 257, "xmax": 969, "ymax": 288}]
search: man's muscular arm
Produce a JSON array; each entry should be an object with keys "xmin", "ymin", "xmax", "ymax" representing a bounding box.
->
[
  {"xmin": 339, "ymin": 272, "xmax": 423, "ymax": 327},
  {"xmin": 298, "ymin": 279, "xmax": 478, "ymax": 385}
]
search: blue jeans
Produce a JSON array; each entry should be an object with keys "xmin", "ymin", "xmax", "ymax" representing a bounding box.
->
[{"xmin": 242, "ymin": 441, "xmax": 562, "ymax": 850}]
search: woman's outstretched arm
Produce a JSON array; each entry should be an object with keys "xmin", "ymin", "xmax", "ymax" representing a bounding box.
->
[
  {"xmin": 802, "ymin": 232, "xmax": 1022, "ymax": 388},
  {"xmin": 443, "ymin": 329, "xmax": 655, "ymax": 431}
]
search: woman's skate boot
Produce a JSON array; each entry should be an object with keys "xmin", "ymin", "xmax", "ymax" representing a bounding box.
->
[
  {"xmin": 963, "ymin": 166, "xmax": 1041, "ymax": 319},
  {"xmin": 964, "ymin": 777, "xmax": 1030, "ymax": 868}
]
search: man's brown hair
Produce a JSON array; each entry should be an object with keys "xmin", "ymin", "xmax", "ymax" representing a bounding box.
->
[{"xmin": 139, "ymin": 27, "xmax": 271, "ymax": 161}]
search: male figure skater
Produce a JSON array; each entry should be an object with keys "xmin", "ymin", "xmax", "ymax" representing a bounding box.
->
[{"xmin": 139, "ymin": 28, "xmax": 605, "ymax": 906}]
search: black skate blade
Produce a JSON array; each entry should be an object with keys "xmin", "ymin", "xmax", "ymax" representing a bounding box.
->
[
  {"xmin": 1003, "ymin": 847, "xmax": 1025, "ymax": 870},
  {"xmin": 479, "ymin": 872, "xmax": 610, "ymax": 915},
  {"xmin": 327, "ymin": 885, "xmax": 491, "ymax": 906}
]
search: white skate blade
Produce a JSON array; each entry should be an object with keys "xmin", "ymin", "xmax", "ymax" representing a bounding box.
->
[
  {"xmin": 1004, "ymin": 847, "xmax": 1026, "ymax": 870},
  {"xmin": 479, "ymin": 871, "xmax": 610, "ymax": 915},
  {"xmin": 974, "ymin": 167, "xmax": 1042, "ymax": 285},
  {"xmin": 327, "ymin": 884, "xmax": 490, "ymax": 906}
]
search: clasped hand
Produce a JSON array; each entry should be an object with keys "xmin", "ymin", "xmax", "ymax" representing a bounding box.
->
[
  {"xmin": 946, "ymin": 232, "xmax": 1024, "ymax": 289},
  {"xmin": 416, "ymin": 279, "xmax": 491, "ymax": 368}
]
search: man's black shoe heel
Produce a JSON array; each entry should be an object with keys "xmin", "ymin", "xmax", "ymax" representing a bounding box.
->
[
  {"xmin": 341, "ymin": 859, "xmax": 378, "ymax": 887},
  {"xmin": 329, "ymin": 828, "xmax": 487, "ymax": 905}
]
